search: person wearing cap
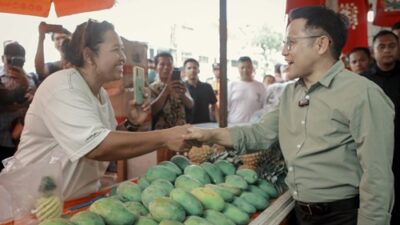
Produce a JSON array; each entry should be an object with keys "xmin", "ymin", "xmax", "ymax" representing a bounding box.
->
[
  {"xmin": 0, "ymin": 42, "xmax": 35, "ymax": 169},
  {"xmin": 34, "ymin": 22, "xmax": 72, "ymax": 81}
]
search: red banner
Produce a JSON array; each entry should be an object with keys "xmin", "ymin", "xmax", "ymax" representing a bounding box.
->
[
  {"xmin": 339, "ymin": 0, "xmax": 369, "ymax": 54},
  {"xmin": 285, "ymin": 0, "xmax": 325, "ymax": 14},
  {"xmin": 373, "ymin": 0, "xmax": 400, "ymax": 27}
]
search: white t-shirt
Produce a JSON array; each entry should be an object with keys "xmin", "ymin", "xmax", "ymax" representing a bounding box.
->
[
  {"xmin": 228, "ymin": 80, "xmax": 266, "ymax": 123},
  {"xmin": 14, "ymin": 68, "xmax": 117, "ymax": 200}
]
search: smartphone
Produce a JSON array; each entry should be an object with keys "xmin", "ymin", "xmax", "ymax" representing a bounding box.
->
[
  {"xmin": 46, "ymin": 24, "xmax": 63, "ymax": 33},
  {"xmin": 7, "ymin": 56, "xmax": 25, "ymax": 68},
  {"xmin": 171, "ymin": 68, "xmax": 181, "ymax": 81},
  {"xmin": 133, "ymin": 66, "xmax": 145, "ymax": 105}
]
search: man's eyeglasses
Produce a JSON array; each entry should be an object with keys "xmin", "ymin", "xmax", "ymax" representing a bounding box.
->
[{"xmin": 283, "ymin": 35, "xmax": 322, "ymax": 51}]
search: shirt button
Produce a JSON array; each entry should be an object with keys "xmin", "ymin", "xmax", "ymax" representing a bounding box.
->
[
  {"xmin": 288, "ymin": 167, "xmax": 293, "ymax": 172},
  {"xmin": 301, "ymin": 120, "xmax": 305, "ymax": 125},
  {"xmin": 293, "ymin": 191, "xmax": 298, "ymax": 196},
  {"xmin": 297, "ymin": 144, "xmax": 301, "ymax": 149},
  {"xmin": 305, "ymin": 95, "xmax": 310, "ymax": 100}
]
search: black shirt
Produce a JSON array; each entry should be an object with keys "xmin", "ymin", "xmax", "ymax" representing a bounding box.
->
[{"xmin": 185, "ymin": 80, "xmax": 217, "ymax": 124}]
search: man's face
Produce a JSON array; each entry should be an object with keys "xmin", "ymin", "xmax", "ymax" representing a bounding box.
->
[
  {"xmin": 213, "ymin": 66, "xmax": 220, "ymax": 79},
  {"xmin": 156, "ymin": 56, "xmax": 173, "ymax": 81},
  {"xmin": 348, "ymin": 51, "xmax": 370, "ymax": 74},
  {"xmin": 238, "ymin": 61, "xmax": 253, "ymax": 81},
  {"xmin": 282, "ymin": 19, "xmax": 321, "ymax": 80},
  {"xmin": 184, "ymin": 62, "xmax": 199, "ymax": 81},
  {"xmin": 53, "ymin": 33, "xmax": 69, "ymax": 52},
  {"xmin": 373, "ymin": 34, "xmax": 398, "ymax": 67}
]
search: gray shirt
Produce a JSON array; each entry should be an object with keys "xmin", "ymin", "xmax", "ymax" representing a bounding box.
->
[{"xmin": 229, "ymin": 61, "xmax": 394, "ymax": 225}]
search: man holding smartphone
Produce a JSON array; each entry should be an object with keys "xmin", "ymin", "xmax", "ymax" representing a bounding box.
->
[
  {"xmin": 150, "ymin": 52, "xmax": 194, "ymax": 162},
  {"xmin": 0, "ymin": 42, "xmax": 36, "ymax": 169},
  {"xmin": 34, "ymin": 22, "xmax": 71, "ymax": 81}
]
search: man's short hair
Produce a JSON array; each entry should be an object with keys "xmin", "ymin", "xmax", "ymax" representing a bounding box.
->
[
  {"xmin": 289, "ymin": 6, "xmax": 348, "ymax": 60},
  {"xmin": 372, "ymin": 30, "xmax": 399, "ymax": 44},
  {"xmin": 4, "ymin": 42, "xmax": 25, "ymax": 57},
  {"xmin": 238, "ymin": 56, "xmax": 252, "ymax": 63},
  {"xmin": 347, "ymin": 47, "xmax": 371, "ymax": 59},
  {"xmin": 51, "ymin": 28, "xmax": 72, "ymax": 41},
  {"xmin": 183, "ymin": 58, "xmax": 199, "ymax": 67},
  {"xmin": 154, "ymin": 52, "xmax": 173, "ymax": 66}
]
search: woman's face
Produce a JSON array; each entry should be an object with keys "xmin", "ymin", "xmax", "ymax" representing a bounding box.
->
[{"xmin": 92, "ymin": 30, "xmax": 126, "ymax": 83}]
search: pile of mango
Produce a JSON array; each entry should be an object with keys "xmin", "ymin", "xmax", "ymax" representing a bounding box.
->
[{"xmin": 39, "ymin": 155, "xmax": 278, "ymax": 225}]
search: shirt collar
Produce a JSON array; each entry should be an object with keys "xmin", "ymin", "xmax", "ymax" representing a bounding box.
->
[{"xmin": 295, "ymin": 60, "xmax": 344, "ymax": 89}]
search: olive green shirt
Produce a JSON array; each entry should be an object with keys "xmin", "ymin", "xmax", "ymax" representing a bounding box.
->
[{"xmin": 229, "ymin": 61, "xmax": 394, "ymax": 225}]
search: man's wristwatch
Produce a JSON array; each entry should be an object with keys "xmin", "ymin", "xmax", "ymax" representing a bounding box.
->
[{"xmin": 123, "ymin": 119, "xmax": 141, "ymax": 132}]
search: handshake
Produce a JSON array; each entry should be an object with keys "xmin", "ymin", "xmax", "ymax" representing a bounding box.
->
[{"xmin": 166, "ymin": 125, "xmax": 227, "ymax": 153}]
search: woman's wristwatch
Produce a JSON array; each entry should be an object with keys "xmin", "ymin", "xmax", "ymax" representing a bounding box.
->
[{"xmin": 123, "ymin": 119, "xmax": 141, "ymax": 131}]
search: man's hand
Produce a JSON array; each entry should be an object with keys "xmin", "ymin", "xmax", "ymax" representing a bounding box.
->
[
  {"xmin": 184, "ymin": 127, "xmax": 211, "ymax": 143},
  {"xmin": 165, "ymin": 125, "xmax": 195, "ymax": 152},
  {"xmin": 5, "ymin": 66, "xmax": 28, "ymax": 90}
]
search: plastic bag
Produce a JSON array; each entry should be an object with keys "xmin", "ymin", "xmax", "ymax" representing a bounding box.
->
[{"xmin": 0, "ymin": 154, "xmax": 63, "ymax": 225}]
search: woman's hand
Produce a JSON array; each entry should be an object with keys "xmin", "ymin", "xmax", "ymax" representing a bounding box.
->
[{"xmin": 126, "ymin": 88, "xmax": 151, "ymax": 125}]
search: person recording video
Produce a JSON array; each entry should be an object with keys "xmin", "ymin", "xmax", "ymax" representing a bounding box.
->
[{"xmin": 34, "ymin": 22, "xmax": 72, "ymax": 81}]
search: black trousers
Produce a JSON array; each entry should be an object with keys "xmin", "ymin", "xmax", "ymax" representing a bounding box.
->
[{"xmin": 294, "ymin": 197, "xmax": 358, "ymax": 225}]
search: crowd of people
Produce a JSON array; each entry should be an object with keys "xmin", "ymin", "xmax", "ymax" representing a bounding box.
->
[{"xmin": 0, "ymin": 5, "xmax": 399, "ymax": 225}]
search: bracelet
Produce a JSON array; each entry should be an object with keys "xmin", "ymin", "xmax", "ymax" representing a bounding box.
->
[{"xmin": 123, "ymin": 119, "xmax": 141, "ymax": 132}]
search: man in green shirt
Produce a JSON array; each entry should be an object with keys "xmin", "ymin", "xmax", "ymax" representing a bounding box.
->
[{"xmin": 184, "ymin": 6, "xmax": 394, "ymax": 225}]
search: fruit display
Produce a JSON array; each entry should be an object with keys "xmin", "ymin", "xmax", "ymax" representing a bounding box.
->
[{"xmin": 39, "ymin": 154, "xmax": 282, "ymax": 225}]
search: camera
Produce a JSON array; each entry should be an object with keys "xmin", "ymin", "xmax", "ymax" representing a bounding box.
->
[
  {"xmin": 171, "ymin": 68, "xmax": 181, "ymax": 81},
  {"xmin": 7, "ymin": 56, "xmax": 25, "ymax": 68}
]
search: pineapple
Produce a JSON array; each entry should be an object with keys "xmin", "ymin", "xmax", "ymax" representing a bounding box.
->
[{"xmin": 188, "ymin": 145, "xmax": 213, "ymax": 164}]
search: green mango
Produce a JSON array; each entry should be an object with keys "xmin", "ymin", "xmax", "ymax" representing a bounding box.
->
[
  {"xmin": 175, "ymin": 175, "xmax": 203, "ymax": 192},
  {"xmin": 141, "ymin": 184, "xmax": 169, "ymax": 208},
  {"xmin": 184, "ymin": 165, "xmax": 211, "ymax": 185},
  {"xmin": 204, "ymin": 209, "xmax": 235, "ymax": 225},
  {"xmin": 135, "ymin": 216, "xmax": 158, "ymax": 225},
  {"xmin": 70, "ymin": 211, "xmax": 105, "ymax": 225},
  {"xmin": 236, "ymin": 169, "xmax": 258, "ymax": 184},
  {"xmin": 124, "ymin": 201, "xmax": 149, "ymax": 217},
  {"xmin": 138, "ymin": 176, "xmax": 151, "ymax": 190},
  {"xmin": 145, "ymin": 165, "xmax": 177, "ymax": 182},
  {"xmin": 232, "ymin": 197, "xmax": 256, "ymax": 214},
  {"xmin": 159, "ymin": 160, "xmax": 182, "ymax": 175},
  {"xmin": 257, "ymin": 179, "xmax": 278, "ymax": 198},
  {"xmin": 191, "ymin": 187, "xmax": 225, "ymax": 211},
  {"xmin": 225, "ymin": 175, "xmax": 248, "ymax": 190},
  {"xmin": 151, "ymin": 179, "xmax": 174, "ymax": 194},
  {"xmin": 200, "ymin": 162, "xmax": 224, "ymax": 184},
  {"xmin": 240, "ymin": 191, "xmax": 269, "ymax": 210},
  {"xmin": 184, "ymin": 216, "xmax": 214, "ymax": 225},
  {"xmin": 149, "ymin": 197, "xmax": 186, "ymax": 222},
  {"xmin": 214, "ymin": 160, "xmax": 236, "ymax": 176},
  {"xmin": 248, "ymin": 184, "xmax": 270, "ymax": 199},
  {"xmin": 170, "ymin": 155, "xmax": 192, "ymax": 170},
  {"xmin": 160, "ymin": 220, "xmax": 185, "ymax": 225},
  {"xmin": 89, "ymin": 197, "xmax": 136, "ymax": 225},
  {"xmin": 170, "ymin": 188, "xmax": 204, "ymax": 216},
  {"xmin": 222, "ymin": 203, "xmax": 250, "ymax": 225},
  {"xmin": 116, "ymin": 181, "xmax": 142, "ymax": 202},
  {"xmin": 205, "ymin": 184, "xmax": 234, "ymax": 202}
]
